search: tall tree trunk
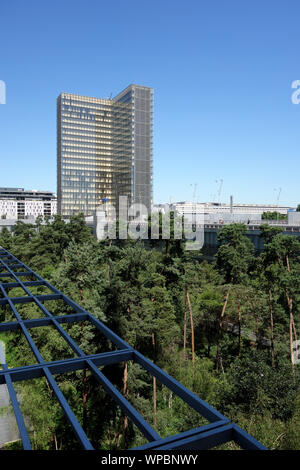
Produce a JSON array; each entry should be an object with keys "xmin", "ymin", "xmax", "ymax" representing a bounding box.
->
[
  {"xmin": 153, "ymin": 376, "xmax": 157, "ymax": 429},
  {"xmin": 124, "ymin": 301, "xmax": 131, "ymax": 442},
  {"xmin": 186, "ymin": 288, "xmax": 195, "ymax": 371},
  {"xmin": 285, "ymin": 254, "xmax": 298, "ymax": 349},
  {"xmin": 268, "ymin": 289, "xmax": 275, "ymax": 367},
  {"xmin": 286, "ymin": 292, "xmax": 296, "ymax": 377},
  {"xmin": 152, "ymin": 332, "xmax": 157, "ymax": 429},
  {"xmin": 286, "ymin": 291, "xmax": 298, "ymax": 343},
  {"xmin": 289, "ymin": 311, "xmax": 295, "ymax": 378},
  {"xmin": 216, "ymin": 286, "xmax": 231, "ymax": 371},
  {"xmin": 80, "ymin": 289, "xmax": 88, "ymax": 431},
  {"xmin": 286, "ymin": 254, "xmax": 295, "ymax": 335},
  {"xmin": 82, "ymin": 367, "xmax": 87, "ymax": 431},
  {"xmin": 53, "ymin": 434, "xmax": 58, "ymax": 451},
  {"xmin": 286, "ymin": 254, "xmax": 291, "ymax": 273},
  {"xmin": 207, "ymin": 342, "xmax": 211, "ymax": 358},
  {"xmin": 123, "ymin": 361, "xmax": 128, "ymax": 444},
  {"xmin": 168, "ymin": 392, "xmax": 173, "ymax": 409},
  {"xmin": 183, "ymin": 307, "xmax": 187, "ymax": 360},
  {"xmin": 81, "ymin": 321, "xmax": 87, "ymax": 431},
  {"xmin": 237, "ymin": 293, "xmax": 241, "ymax": 357}
]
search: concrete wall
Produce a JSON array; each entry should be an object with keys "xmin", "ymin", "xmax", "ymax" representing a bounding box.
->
[
  {"xmin": 204, "ymin": 213, "xmax": 261, "ymax": 224},
  {"xmin": 288, "ymin": 212, "xmax": 300, "ymax": 226}
]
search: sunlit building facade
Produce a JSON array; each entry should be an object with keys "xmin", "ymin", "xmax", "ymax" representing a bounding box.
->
[
  {"xmin": 0, "ymin": 188, "xmax": 57, "ymax": 219},
  {"xmin": 57, "ymin": 84, "xmax": 153, "ymax": 218}
]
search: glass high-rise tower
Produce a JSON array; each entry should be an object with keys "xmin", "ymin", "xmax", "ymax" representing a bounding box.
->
[{"xmin": 57, "ymin": 84, "xmax": 153, "ymax": 218}]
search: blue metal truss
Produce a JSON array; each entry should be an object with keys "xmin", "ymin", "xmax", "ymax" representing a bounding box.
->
[{"xmin": 0, "ymin": 248, "xmax": 267, "ymax": 450}]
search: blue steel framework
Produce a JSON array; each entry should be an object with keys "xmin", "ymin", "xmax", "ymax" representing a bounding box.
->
[{"xmin": 0, "ymin": 248, "xmax": 267, "ymax": 450}]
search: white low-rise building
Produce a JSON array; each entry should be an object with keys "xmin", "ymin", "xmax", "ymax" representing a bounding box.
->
[
  {"xmin": 153, "ymin": 201, "xmax": 294, "ymax": 224},
  {"xmin": 168, "ymin": 201, "xmax": 293, "ymax": 216},
  {"xmin": 0, "ymin": 188, "xmax": 57, "ymax": 220}
]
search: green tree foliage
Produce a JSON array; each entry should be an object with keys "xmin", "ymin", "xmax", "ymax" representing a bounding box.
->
[
  {"xmin": 218, "ymin": 350, "xmax": 299, "ymax": 421},
  {"xmin": 262, "ymin": 211, "xmax": 287, "ymax": 220},
  {"xmin": 0, "ymin": 227, "xmax": 13, "ymax": 250},
  {"xmin": 216, "ymin": 224, "xmax": 254, "ymax": 284},
  {"xmin": 2, "ymin": 220, "xmax": 300, "ymax": 450}
]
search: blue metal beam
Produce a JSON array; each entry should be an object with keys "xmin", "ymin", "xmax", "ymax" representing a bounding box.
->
[
  {"xmin": 132, "ymin": 420, "xmax": 229, "ymax": 450},
  {"xmin": 1, "ymin": 363, "xmax": 32, "ymax": 450},
  {"xmin": 0, "ymin": 350, "xmax": 134, "ymax": 385}
]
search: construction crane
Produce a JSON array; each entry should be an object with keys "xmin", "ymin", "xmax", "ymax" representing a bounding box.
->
[
  {"xmin": 190, "ymin": 183, "xmax": 198, "ymax": 202},
  {"xmin": 215, "ymin": 179, "xmax": 223, "ymax": 205},
  {"xmin": 274, "ymin": 187, "xmax": 282, "ymax": 224},
  {"xmin": 274, "ymin": 187, "xmax": 282, "ymax": 205},
  {"xmin": 190, "ymin": 183, "xmax": 198, "ymax": 226}
]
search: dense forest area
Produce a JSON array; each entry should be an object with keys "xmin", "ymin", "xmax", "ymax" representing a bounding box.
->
[{"xmin": 0, "ymin": 214, "xmax": 300, "ymax": 450}]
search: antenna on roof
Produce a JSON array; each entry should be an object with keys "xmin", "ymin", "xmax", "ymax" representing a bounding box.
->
[{"xmin": 215, "ymin": 179, "xmax": 223, "ymax": 205}]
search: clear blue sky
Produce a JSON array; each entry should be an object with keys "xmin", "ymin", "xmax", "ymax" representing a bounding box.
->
[{"xmin": 0, "ymin": 0, "xmax": 300, "ymax": 206}]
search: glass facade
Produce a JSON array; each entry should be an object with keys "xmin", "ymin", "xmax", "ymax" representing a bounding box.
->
[
  {"xmin": 114, "ymin": 85, "xmax": 153, "ymax": 211},
  {"xmin": 57, "ymin": 84, "xmax": 153, "ymax": 218}
]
